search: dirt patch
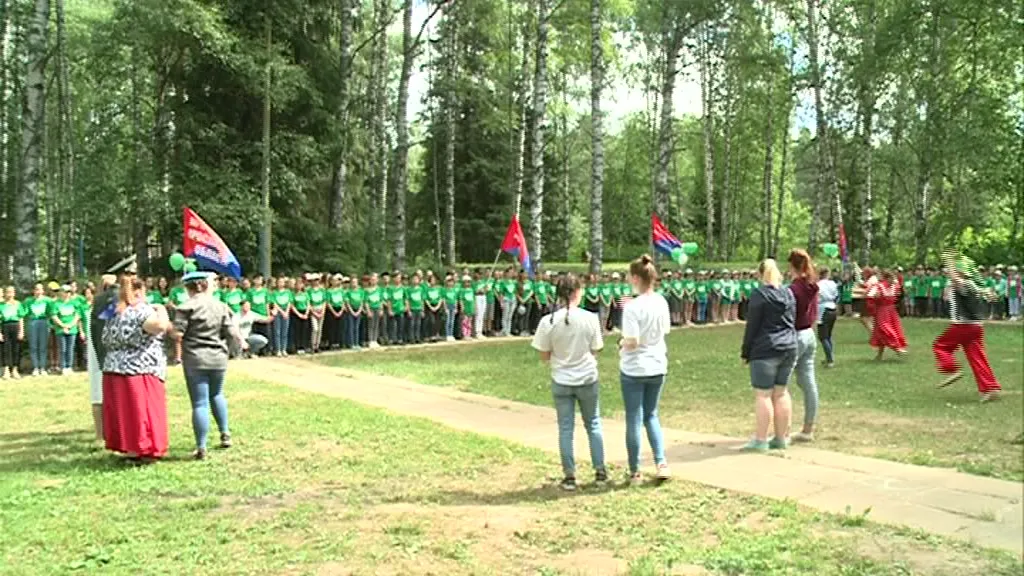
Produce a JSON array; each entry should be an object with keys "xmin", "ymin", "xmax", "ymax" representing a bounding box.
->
[
  {"xmin": 541, "ymin": 549, "xmax": 628, "ymax": 576},
  {"xmin": 853, "ymin": 532, "xmax": 992, "ymax": 576},
  {"xmin": 670, "ymin": 566, "xmax": 710, "ymax": 576}
]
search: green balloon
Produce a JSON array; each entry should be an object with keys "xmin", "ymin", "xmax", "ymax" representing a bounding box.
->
[
  {"xmin": 669, "ymin": 246, "xmax": 687, "ymax": 266},
  {"xmin": 682, "ymin": 242, "xmax": 699, "ymax": 256},
  {"xmin": 822, "ymin": 243, "xmax": 839, "ymax": 258},
  {"xmin": 183, "ymin": 260, "xmax": 197, "ymax": 274},
  {"xmin": 169, "ymin": 252, "xmax": 186, "ymax": 271}
]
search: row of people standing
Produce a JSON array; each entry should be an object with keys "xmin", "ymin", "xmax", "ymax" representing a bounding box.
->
[
  {"xmin": 0, "ymin": 282, "xmax": 95, "ymax": 379},
  {"xmin": 899, "ymin": 264, "xmax": 1021, "ymax": 321}
]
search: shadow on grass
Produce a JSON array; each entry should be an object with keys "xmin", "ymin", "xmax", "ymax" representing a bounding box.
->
[
  {"xmin": 390, "ymin": 477, "xmax": 641, "ymax": 507},
  {"xmin": 0, "ymin": 429, "xmax": 194, "ymax": 475}
]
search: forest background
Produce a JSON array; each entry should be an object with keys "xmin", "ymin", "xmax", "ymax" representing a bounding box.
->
[{"xmin": 0, "ymin": 0, "xmax": 1020, "ymax": 285}]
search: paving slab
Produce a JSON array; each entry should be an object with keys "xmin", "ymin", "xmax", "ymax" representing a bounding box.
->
[{"xmin": 233, "ymin": 357, "xmax": 1024, "ymax": 554}]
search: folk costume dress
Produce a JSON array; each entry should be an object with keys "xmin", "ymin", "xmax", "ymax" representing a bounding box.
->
[
  {"xmin": 867, "ymin": 280, "xmax": 907, "ymax": 352},
  {"xmin": 102, "ymin": 303, "xmax": 169, "ymax": 459}
]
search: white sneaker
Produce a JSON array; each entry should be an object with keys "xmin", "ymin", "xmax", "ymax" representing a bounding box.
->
[
  {"xmin": 446, "ymin": 336, "xmax": 455, "ymax": 342},
  {"xmin": 62, "ymin": 368, "xmax": 72, "ymax": 376},
  {"xmin": 655, "ymin": 463, "xmax": 672, "ymax": 480}
]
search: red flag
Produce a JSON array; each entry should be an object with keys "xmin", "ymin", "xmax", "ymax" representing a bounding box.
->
[
  {"xmin": 501, "ymin": 215, "xmax": 532, "ymax": 277},
  {"xmin": 183, "ymin": 207, "xmax": 242, "ymax": 278}
]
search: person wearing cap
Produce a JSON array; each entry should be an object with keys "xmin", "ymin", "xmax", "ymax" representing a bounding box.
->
[
  {"xmin": 991, "ymin": 269, "xmax": 1007, "ymax": 320},
  {"xmin": 49, "ymin": 285, "xmax": 84, "ymax": 376},
  {"xmin": 22, "ymin": 283, "xmax": 51, "ymax": 377},
  {"xmin": 170, "ymin": 271, "xmax": 240, "ymax": 460},
  {"xmin": 101, "ymin": 273, "xmax": 173, "ymax": 462},
  {"xmin": 1008, "ymin": 265, "xmax": 1021, "ymax": 321}
]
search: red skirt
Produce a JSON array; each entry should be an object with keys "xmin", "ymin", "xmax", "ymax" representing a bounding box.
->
[
  {"xmin": 870, "ymin": 303, "xmax": 907, "ymax": 351},
  {"xmin": 864, "ymin": 298, "xmax": 877, "ymax": 317},
  {"xmin": 102, "ymin": 373, "xmax": 169, "ymax": 459}
]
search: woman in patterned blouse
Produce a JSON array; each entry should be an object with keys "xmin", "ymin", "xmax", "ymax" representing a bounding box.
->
[{"xmin": 101, "ymin": 275, "xmax": 173, "ymax": 462}]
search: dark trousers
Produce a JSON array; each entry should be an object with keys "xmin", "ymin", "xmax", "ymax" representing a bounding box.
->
[
  {"xmin": 291, "ymin": 316, "xmax": 311, "ymax": 352},
  {"xmin": 1, "ymin": 322, "xmax": 20, "ymax": 370},
  {"xmin": 388, "ymin": 314, "xmax": 406, "ymax": 344},
  {"xmin": 914, "ymin": 297, "xmax": 928, "ymax": 318},
  {"xmin": 818, "ymin": 309, "xmax": 837, "ymax": 364}
]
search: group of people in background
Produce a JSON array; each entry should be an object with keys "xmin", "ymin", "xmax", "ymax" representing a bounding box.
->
[{"xmin": 1, "ymin": 281, "xmax": 95, "ymax": 379}]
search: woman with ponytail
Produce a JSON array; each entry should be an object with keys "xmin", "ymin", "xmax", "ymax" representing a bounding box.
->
[
  {"xmin": 618, "ymin": 254, "xmax": 673, "ymax": 484},
  {"xmin": 531, "ymin": 273, "xmax": 607, "ymax": 491},
  {"xmin": 786, "ymin": 249, "xmax": 820, "ymax": 443},
  {"xmin": 101, "ymin": 271, "xmax": 174, "ymax": 462}
]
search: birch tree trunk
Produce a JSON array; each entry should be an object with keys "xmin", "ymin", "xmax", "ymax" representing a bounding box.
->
[
  {"xmin": 0, "ymin": 0, "xmax": 8, "ymax": 279},
  {"xmin": 655, "ymin": 16, "xmax": 680, "ymax": 231},
  {"xmin": 259, "ymin": 19, "xmax": 272, "ymax": 276},
  {"xmin": 914, "ymin": 4, "xmax": 941, "ymax": 265},
  {"xmin": 14, "ymin": 0, "xmax": 49, "ymax": 288},
  {"xmin": 528, "ymin": 0, "xmax": 549, "ymax": 264},
  {"xmin": 559, "ymin": 70, "xmax": 570, "ymax": 262},
  {"xmin": 512, "ymin": 28, "xmax": 530, "ymax": 218},
  {"xmin": 588, "ymin": 0, "xmax": 604, "ymax": 274},
  {"xmin": 719, "ymin": 86, "xmax": 733, "ymax": 261},
  {"xmin": 367, "ymin": 0, "xmax": 390, "ymax": 270},
  {"xmin": 760, "ymin": 95, "xmax": 774, "ymax": 260},
  {"xmin": 329, "ymin": 0, "xmax": 353, "ymax": 231},
  {"xmin": 804, "ymin": 0, "xmax": 842, "ymax": 254},
  {"xmin": 391, "ymin": 0, "xmax": 414, "ymax": 270},
  {"xmin": 857, "ymin": 0, "xmax": 876, "ymax": 264},
  {"xmin": 57, "ymin": 0, "xmax": 76, "ymax": 277},
  {"xmin": 699, "ymin": 23, "xmax": 715, "ymax": 256},
  {"xmin": 443, "ymin": 3, "xmax": 458, "ymax": 265}
]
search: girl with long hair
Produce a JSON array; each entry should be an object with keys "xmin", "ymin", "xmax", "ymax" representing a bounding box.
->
[
  {"xmin": 618, "ymin": 254, "xmax": 673, "ymax": 484},
  {"xmin": 531, "ymin": 273, "xmax": 607, "ymax": 491},
  {"xmin": 787, "ymin": 249, "xmax": 820, "ymax": 443}
]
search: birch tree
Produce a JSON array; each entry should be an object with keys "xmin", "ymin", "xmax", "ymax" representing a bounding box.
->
[
  {"xmin": 528, "ymin": 0, "xmax": 549, "ymax": 264},
  {"xmin": 588, "ymin": 0, "xmax": 604, "ymax": 273}
]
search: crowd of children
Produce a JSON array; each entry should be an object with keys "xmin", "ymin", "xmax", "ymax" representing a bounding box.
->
[{"xmin": 1, "ymin": 260, "xmax": 1019, "ymax": 380}]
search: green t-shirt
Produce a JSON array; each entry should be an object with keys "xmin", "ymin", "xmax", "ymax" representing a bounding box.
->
[
  {"xmin": 670, "ymin": 279, "xmax": 684, "ymax": 298},
  {"xmin": 328, "ymin": 287, "xmax": 347, "ymax": 309},
  {"xmin": 903, "ymin": 277, "xmax": 915, "ymax": 295},
  {"xmin": 585, "ymin": 285, "xmax": 600, "ymax": 303},
  {"xmin": 293, "ymin": 290, "xmax": 310, "ymax": 312},
  {"xmin": 247, "ymin": 287, "xmax": 270, "ymax": 315},
  {"xmin": 272, "ymin": 289, "xmax": 294, "ymax": 311},
  {"xmin": 599, "ymin": 284, "xmax": 613, "ymax": 303},
  {"xmin": 841, "ymin": 282, "xmax": 853, "ymax": 303},
  {"xmin": 520, "ymin": 280, "xmax": 534, "ymax": 300},
  {"xmin": 994, "ymin": 278, "xmax": 1007, "ymax": 296},
  {"xmin": 913, "ymin": 277, "xmax": 928, "ymax": 298},
  {"xmin": 695, "ymin": 281, "xmax": 709, "ymax": 302},
  {"xmin": 308, "ymin": 287, "xmax": 327, "ymax": 308},
  {"xmin": 169, "ymin": 286, "xmax": 190, "ymax": 306},
  {"xmin": 346, "ymin": 288, "xmax": 365, "ymax": 310},
  {"xmin": 620, "ymin": 283, "xmax": 633, "ymax": 297},
  {"xmin": 0, "ymin": 300, "xmax": 23, "ymax": 322},
  {"xmin": 73, "ymin": 294, "xmax": 88, "ymax": 315},
  {"xmin": 460, "ymin": 287, "xmax": 476, "ymax": 314},
  {"xmin": 928, "ymin": 276, "xmax": 944, "ymax": 297},
  {"xmin": 146, "ymin": 291, "xmax": 165, "ymax": 306},
  {"xmin": 611, "ymin": 284, "xmax": 623, "ymax": 298},
  {"xmin": 407, "ymin": 285, "xmax": 425, "ymax": 311},
  {"xmin": 365, "ymin": 287, "xmax": 384, "ymax": 311},
  {"xmin": 24, "ymin": 297, "xmax": 51, "ymax": 320},
  {"xmin": 536, "ymin": 281, "xmax": 551, "ymax": 305},
  {"xmin": 501, "ymin": 279, "xmax": 517, "ymax": 298},
  {"xmin": 1009, "ymin": 276, "xmax": 1019, "ymax": 293},
  {"xmin": 212, "ymin": 289, "xmax": 223, "ymax": 303},
  {"xmin": 388, "ymin": 286, "xmax": 408, "ymax": 313},
  {"xmin": 443, "ymin": 286, "xmax": 460, "ymax": 306},
  {"xmin": 223, "ymin": 288, "xmax": 245, "ymax": 314},
  {"xmin": 484, "ymin": 279, "xmax": 496, "ymax": 302},
  {"xmin": 50, "ymin": 300, "xmax": 80, "ymax": 334},
  {"xmin": 710, "ymin": 280, "xmax": 723, "ymax": 295},
  {"xmin": 425, "ymin": 286, "xmax": 443, "ymax": 307},
  {"xmin": 683, "ymin": 280, "xmax": 697, "ymax": 297}
]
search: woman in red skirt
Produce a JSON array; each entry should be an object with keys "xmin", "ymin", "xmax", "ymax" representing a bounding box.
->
[
  {"xmin": 868, "ymin": 269, "xmax": 907, "ymax": 360},
  {"xmin": 851, "ymin": 265, "xmax": 878, "ymax": 334},
  {"xmin": 101, "ymin": 275, "xmax": 174, "ymax": 462}
]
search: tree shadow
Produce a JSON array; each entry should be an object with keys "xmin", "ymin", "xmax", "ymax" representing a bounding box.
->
[
  {"xmin": 0, "ymin": 429, "xmax": 190, "ymax": 475},
  {"xmin": 389, "ymin": 477, "xmax": 638, "ymax": 507}
]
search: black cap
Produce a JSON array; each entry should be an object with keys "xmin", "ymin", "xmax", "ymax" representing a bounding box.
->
[{"xmin": 106, "ymin": 254, "xmax": 138, "ymax": 275}]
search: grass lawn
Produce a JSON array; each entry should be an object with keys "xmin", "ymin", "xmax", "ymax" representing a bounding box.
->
[
  {"xmin": 321, "ymin": 319, "xmax": 1024, "ymax": 482},
  {"xmin": 2, "ymin": 374, "xmax": 1022, "ymax": 575}
]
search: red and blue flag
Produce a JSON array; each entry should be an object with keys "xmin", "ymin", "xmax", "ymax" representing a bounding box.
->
[
  {"xmin": 183, "ymin": 207, "xmax": 242, "ymax": 278},
  {"xmin": 501, "ymin": 215, "xmax": 533, "ymax": 277},
  {"xmin": 652, "ymin": 214, "xmax": 685, "ymax": 264}
]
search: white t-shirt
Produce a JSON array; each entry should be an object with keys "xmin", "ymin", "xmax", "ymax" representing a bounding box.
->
[
  {"xmin": 619, "ymin": 292, "xmax": 671, "ymax": 377},
  {"xmin": 235, "ymin": 311, "xmax": 266, "ymax": 340},
  {"xmin": 531, "ymin": 307, "xmax": 604, "ymax": 386}
]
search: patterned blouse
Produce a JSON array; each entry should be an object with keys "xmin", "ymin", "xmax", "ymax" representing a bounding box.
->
[{"xmin": 102, "ymin": 303, "xmax": 167, "ymax": 380}]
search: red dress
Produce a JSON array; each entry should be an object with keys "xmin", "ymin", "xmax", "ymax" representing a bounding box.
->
[{"xmin": 869, "ymin": 281, "xmax": 907, "ymax": 351}]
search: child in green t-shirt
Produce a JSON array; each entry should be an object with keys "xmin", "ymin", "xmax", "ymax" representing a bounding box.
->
[
  {"xmin": 695, "ymin": 271, "xmax": 710, "ymax": 324},
  {"xmin": 442, "ymin": 275, "xmax": 460, "ymax": 341},
  {"xmin": 50, "ymin": 287, "xmax": 82, "ymax": 375},
  {"xmin": 407, "ymin": 273, "xmax": 426, "ymax": 344},
  {"xmin": 0, "ymin": 286, "xmax": 26, "ymax": 379},
  {"xmin": 459, "ymin": 276, "xmax": 476, "ymax": 339}
]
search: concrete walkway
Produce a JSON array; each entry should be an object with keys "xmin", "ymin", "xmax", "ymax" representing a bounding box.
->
[{"xmin": 233, "ymin": 356, "xmax": 1024, "ymax": 554}]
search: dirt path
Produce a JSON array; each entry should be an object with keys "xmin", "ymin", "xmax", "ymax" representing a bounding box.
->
[{"xmin": 233, "ymin": 356, "xmax": 1023, "ymax": 554}]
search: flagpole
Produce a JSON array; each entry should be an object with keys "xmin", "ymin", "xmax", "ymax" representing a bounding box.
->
[{"xmin": 488, "ymin": 248, "xmax": 503, "ymax": 276}]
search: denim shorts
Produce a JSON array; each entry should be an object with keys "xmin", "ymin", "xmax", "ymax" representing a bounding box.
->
[{"xmin": 749, "ymin": 351, "xmax": 797, "ymax": 390}]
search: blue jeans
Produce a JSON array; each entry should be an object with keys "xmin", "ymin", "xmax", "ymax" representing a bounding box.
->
[
  {"xmin": 388, "ymin": 314, "xmax": 405, "ymax": 344},
  {"xmin": 697, "ymin": 301, "xmax": 708, "ymax": 324},
  {"xmin": 794, "ymin": 329, "xmax": 819, "ymax": 427},
  {"xmin": 1009, "ymin": 297, "xmax": 1020, "ymax": 318},
  {"xmin": 408, "ymin": 311, "xmax": 423, "ymax": 344},
  {"xmin": 444, "ymin": 303, "xmax": 456, "ymax": 338},
  {"xmin": 620, "ymin": 373, "xmax": 666, "ymax": 474},
  {"xmin": 183, "ymin": 367, "xmax": 229, "ymax": 450},
  {"xmin": 29, "ymin": 319, "xmax": 49, "ymax": 371},
  {"xmin": 346, "ymin": 314, "xmax": 362, "ymax": 348},
  {"xmin": 272, "ymin": 315, "xmax": 290, "ymax": 353},
  {"xmin": 552, "ymin": 382, "xmax": 605, "ymax": 477},
  {"xmin": 59, "ymin": 333, "xmax": 77, "ymax": 370}
]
